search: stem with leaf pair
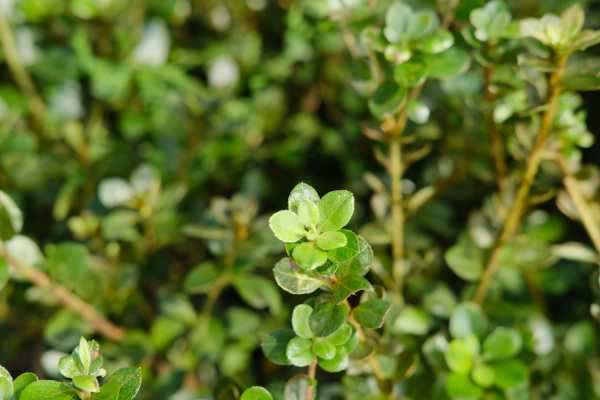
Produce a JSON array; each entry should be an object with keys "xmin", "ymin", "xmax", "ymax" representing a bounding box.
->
[{"xmin": 474, "ymin": 54, "xmax": 568, "ymax": 304}]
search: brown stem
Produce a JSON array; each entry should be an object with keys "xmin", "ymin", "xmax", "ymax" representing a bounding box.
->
[
  {"xmin": 483, "ymin": 63, "xmax": 507, "ymax": 188},
  {"xmin": 305, "ymin": 359, "xmax": 318, "ymax": 400},
  {"xmin": 557, "ymin": 156, "xmax": 600, "ymax": 254},
  {"xmin": 0, "ymin": 11, "xmax": 47, "ymax": 135},
  {"xmin": 474, "ymin": 54, "xmax": 567, "ymax": 304},
  {"xmin": 389, "ymin": 136, "xmax": 405, "ymax": 287},
  {"xmin": 0, "ymin": 242, "xmax": 125, "ymax": 341}
]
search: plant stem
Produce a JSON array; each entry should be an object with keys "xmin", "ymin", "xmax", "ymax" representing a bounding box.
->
[
  {"xmin": 0, "ymin": 241, "xmax": 125, "ymax": 341},
  {"xmin": 483, "ymin": 63, "xmax": 507, "ymax": 188},
  {"xmin": 305, "ymin": 359, "xmax": 318, "ymax": 400},
  {"xmin": 0, "ymin": 10, "xmax": 48, "ymax": 135},
  {"xmin": 389, "ymin": 136, "xmax": 405, "ymax": 287},
  {"xmin": 474, "ymin": 54, "xmax": 567, "ymax": 304},
  {"xmin": 557, "ymin": 156, "xmax": 600, "ymax": 254}
]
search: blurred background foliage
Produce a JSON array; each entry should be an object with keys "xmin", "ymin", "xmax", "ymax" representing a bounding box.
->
[{"xmin": 0, "ymin": 0, "xmax": 600, "ymax": 399}]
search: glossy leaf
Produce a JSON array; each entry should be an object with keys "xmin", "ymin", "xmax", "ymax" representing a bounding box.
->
[
  {"xmin": 286, "ymin": 337, "xmax": 314, "ymax": 367},
  {"xmin": 291, "ymin": 304, "xmax": 314, "ymax": 339},
  {"xmin": 241, "ymin": 386, "xmax": 273, "ymax": 400},
  {"xmin": 292, "ymin": 242, "xmax": 328, "ymax": 270},
  {"xmin": 318, "ymin": 190, "xmax": 354, "ymax": 233},
  {"xmin": 309, "ymin": 302, "xmax": 349, "ymax": 337},
  {"xmin": 273, "ymin": 258, "xmax": 324, "ymax": 295},
  {"xmin": 261, "ymin": 330, "xmax": 294, "ymax": 366},
  {"xmin": 353, "ymin": 298, "xmax": 391, "ymax": 329},
  {"xmin": 331, "ymin": 274, "xmax": 371, "ymax": 303},
  {"xmin": 269, "ymin": 211, "xmax": 306, "ymax": 243}
]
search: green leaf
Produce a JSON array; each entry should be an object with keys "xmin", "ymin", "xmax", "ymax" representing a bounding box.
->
[
  {"xmin": 291, "ymin": 304, "xmax": 314, "ymax": 339},
  {"xmin": 571, "ymin": 30, "xmax": 600, "ymax": 52},
  {"xmin": 288, "ymin": 183, "xmax": 320, "ymax": 214},
  {"xmin": 46, "ymin": 243, "xmax": 97, "ymax": 299},
  {"xmin": 333, "ymin": 235, "xmax": 373, "ymax": 277},
  {"xmin": 423, "ymin": 284, "xmax": 457, "ymax": 318},
  {"xmin": 73, "ymin": 375, "xmax": 99, "ymax": 393},
  {"xmin": 292, "ymin": 242, "xmax": 328, "ymax": 270},
  {"xmin": 416, "ymin": 29, "xmax": 454, "ymax": 54},
  {"xmin": 392, "ymin": 306, "xmax": 432, "ymax": 335},
  {"xmin": 483, "ymin": 327, "xmax": 522, "ymax": 360},
  {"xmin": 284, "ymin": 375, "xmax": 314, "ymax": 400},
  {"xmin": 325, "ymin": 323, "xmax": 353, "ymax": 346},
  {"xmin": 450, "ymin": 303, "xmax": 488, "ymax": 339},
  {"xmin": 312, "ymin": 338, "xmax": 336, "ymax": 360},
  {"xmin": 273, "ymin": 258, "xmax": 324, "ymax": 295},
  {"xmin": 184, "ymin": 262, "xmax": 220, "ymax": 294},
  {"xmin": 445, "ymin": 235, "xmax": 484, "ymax": 281},
  {"xmin": 331, "ymin": 274, "xmax": 371, "ymax": 303},
  {"xmin": 470, "ymin": 1, "xmax": 511, "ymax": 42},
  {"xmin": 472, "ymin": 363, "xmax": 495, "ymax": 387},
  {"xmin": 286, "ymin": 337, "xmax": 314, "ymax": 367},
  {"xmin": 234, "ymin": 274, "xmax": 281, "ymax": 315},
  {"xmin": 353, "ymin": 298, "xmax": 391, "ymax": 329},
  {"xmin": 261, "ymin": 329, "xmax": 294, "ymax": 366},
  {"xmin": 77, "ymin": 337, "xmax": 91, "ymax": 374},
  {"xmin": 445, "ymin": 339, "xmax": 476, "ymax": 374},
  {"xmin": 150, "ymin": 317, "xmax": 186, "ymax": 351},
  {"xmin": 309, "ymin": 302, "xmax": 349, "ymax": 337},
  {"xmin": 394, "ymin": 58, "xmax": 428, "ymax": 87},
  {"xmin": 318, "ymin": 351, "xmax": 349, "ymax": 373},
  {"xmin": 241, "ymin": 386, "xmax": 273, "ymax": 400},
  {"xmin": 492, "ymin": 360, "xmax": 528, "ymax": 390},
  {"xmin": 269, "ymin": 210, "xmax": 306, "ymax": 243},
  {"xmin": 425, "ymin": 48, "xmax": 470, "ymax": 79},
  {"xmin": 10, "ymin": 373, "xmax": 35, "ymax": 399},
  {"xmin": 368, "ymin": 81, "xmax": 407, "ymax": 119},
  {"xmin": 407, "ymin": 10, "xmax": 439, "ymax": 39},
  {"xmin": 316, "ymin": 231, "xmax": 347, "ymax": 251},
  {"xmin": 318, "ymin": 190, "xmax": 354, "ymax": 233},
  {"xmin": 92, "ymin": 367, "xmax": 142, "ymax": 400},
  {"xmin": 445, "ymin": 373, "xmax": 482, "ymax": 400},
  {"xmin": 20, "ymin": 381, "xmax": 78, "ymax": 400},
  {"xmin": 384, "ymin": 2, "xmax": 412, "ymax": 43},
  {"xmin": 58, "ymin": 356, "xmax": 80, "ymax": 379},
  {"xmin": 296, "ymin": 200, "xmax": 319, "ymax": 229},
  {"xmin": 328, "ymin": 230, "xmax": 359, "ymax": 263},
  {"xmin": 0, "ymin": 260, "xmax": 8, "ymax": 292},
  {"xmin": 0, "ymin": 366, "xmax": 12, "ymax": 400},
  {"xmin": 563, "ymin": 57, "xmax": 600, "ymax": 91},
  {"xmin": 0, "ymin": 191, "xmax": 23, "ymax": 240}
]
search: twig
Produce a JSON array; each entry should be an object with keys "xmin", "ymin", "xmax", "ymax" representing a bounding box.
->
[
  {"xmin": 474, "ymin": 54, "xmax": 567, "ymax": 304},
  {"xmin": 0, "ymin": 241, "xmax": 125, "ymax": 341},
  {"xmin": 557, "ymin": 156, "xmax": 600, "ymax": 254},
  {"xmin": 483, "ymin": 62, "xmax": 507, "ymax": 188},
  {"xmin": 305, "ymin": 359, "xmax": 318, "ymax": 400},
  {"xmin": 0, "ymin": 10, "xmax": 48, "ymax": 135}
]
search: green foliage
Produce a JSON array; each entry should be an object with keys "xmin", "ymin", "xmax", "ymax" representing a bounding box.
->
[
  {"xmin": 1, "ymin": 0, "xmax": 600, "ymax": 399},
  {"xmin": 0, "ymin": 338, "xmax": 141, "ymax": 400}
]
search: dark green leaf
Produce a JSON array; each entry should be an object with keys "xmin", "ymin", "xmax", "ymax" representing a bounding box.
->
[
  {"xmin": 261, "ymin": 330, "xmax": 294, "ymax": 366},
  {"xmin": 331, "ymin": 274, "xmax": 371, "ymax": 303},
  {"xmin": 309, "ymin": 302, "xmax": 349, "ymax": 337},
  {"xmin": 183, "ymin": 262, "xmax": 220, "ymax": 294},
  {"xmin": 234, "ymin": 274, "xmax": 281, "ymax": 315},
  {"xmin": 92, "ymin": 368, "xmax": 142, "ymax": 400},
  {"xmin": 353, "ymin": 298, "xmax": 391, "ymax": 329},
  {"xmin": 369, "ymin": 81, "xmax": 407, "ymax": 119}
]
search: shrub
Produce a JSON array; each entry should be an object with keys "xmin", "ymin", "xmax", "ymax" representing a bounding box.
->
[{"xmin": 1, "ymin": 1, "xmax": 600, "ymax": 399}]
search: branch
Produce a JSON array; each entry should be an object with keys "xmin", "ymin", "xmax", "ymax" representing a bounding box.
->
[
  {"xmin": 0, "ymin": 242, "xmax": 126, "ymax": 341},
  {"xmin": 557, "ymin": 156, "xmax": 600, "ymax": 254},
  {"xmin": 305, "ymin": 359, "xmax": 318, "ymax": 400},
  {"xmin": 483, "ymin": 62, "xmax": 507, "ymax": 188},
  {"xmin": 0, "ymin": 10, "xmax": 48, "ymax": 135},
  {"xmin": 474, "ymin": 54, "xmax": 568, "ymax": 304}
]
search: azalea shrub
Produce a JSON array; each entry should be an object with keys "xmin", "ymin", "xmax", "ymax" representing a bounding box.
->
[{"xmin": 1, "ymin": 0, "xmax": 600, "ymax": 399}]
